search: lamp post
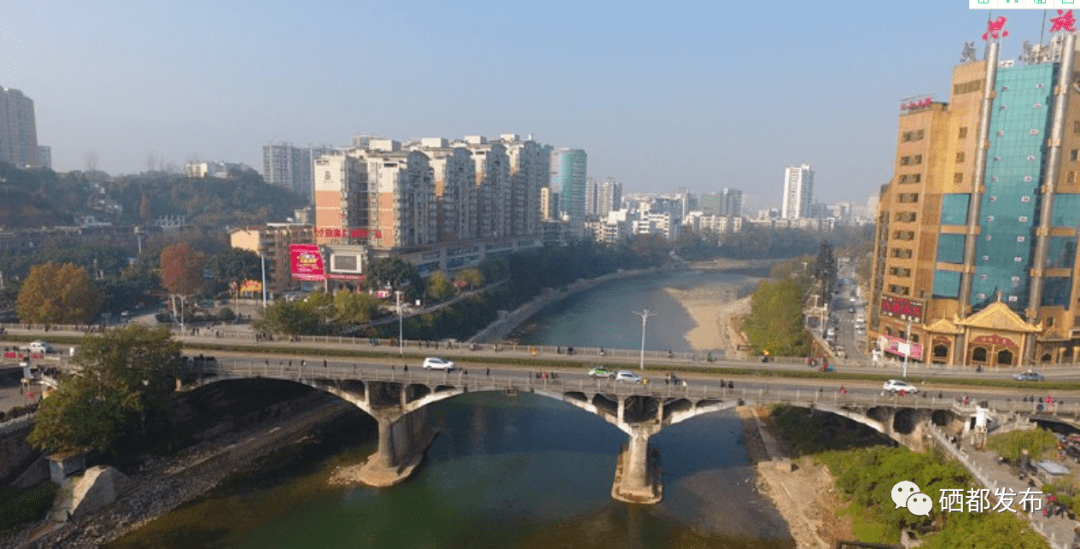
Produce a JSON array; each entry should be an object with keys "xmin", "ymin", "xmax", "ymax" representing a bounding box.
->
[
  {"xmin": 633, "ymin": 309, "xmax": 654, "ymax": 371},
  {"xmin": 259, "ymin": 251, "xmax": 268, "ymax": 308},
  {"xmin": 396, "ymin": 290, "xmax": 404, "ymax": 356},
  {"xmin": 902, "ymin": 319, "xmax": 912, "ymax": 379}
]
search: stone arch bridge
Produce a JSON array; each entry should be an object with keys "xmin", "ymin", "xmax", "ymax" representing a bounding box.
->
[{"xmin": 187, "ymin": 362, "xmax": 1065, "ymax": 504}]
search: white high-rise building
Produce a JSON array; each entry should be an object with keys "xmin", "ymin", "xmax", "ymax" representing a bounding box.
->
[
  {"xmin": 781, "ymin": 164, "xmax": 814, "ymax": 220},
  {"xmin": 0, "ymin": 86, "xmax": 39, "ymax": 168}
]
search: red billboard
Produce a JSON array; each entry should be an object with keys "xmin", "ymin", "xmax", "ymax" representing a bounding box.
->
[
  {"xmin": 290, "ymin": 244, "xmax": 326, "ymax": 281},
  {"xmin": 880, "ymin": 296, "xmax": 923, "ymax": 322},
  {"xmin": 878, "ymin": 335, "xmax": 923, "ymax": 361}
]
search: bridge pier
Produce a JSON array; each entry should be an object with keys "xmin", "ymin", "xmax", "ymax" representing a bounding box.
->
[
  {"xmin": 359, "ymin": 406, "xmax": 436, "ymax": 488},
  {"xmin": 612, "ymin": 424, "xmax": 662, "ymax": 504}
]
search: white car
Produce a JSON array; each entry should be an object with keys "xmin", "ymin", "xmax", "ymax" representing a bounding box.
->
[
  {"xmin": 28, "ymin": 341, "xmax": 54, "ymax": 354},
  {"xmin": 614, "ymin": 370, "xmax": 643, "ymax": 383},
  {"xmin": 883, "ymin": 379, "xmax": 918, "ymax": 394},
  {"xmin": 422, "ymin": 357, "xmax": 455, "ymax": 371}
]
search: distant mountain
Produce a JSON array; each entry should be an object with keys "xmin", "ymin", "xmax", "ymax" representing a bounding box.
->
[
  {"xmin": 108, "ymin": 169, "xmax": 306, "ymax": 227},
  {"xmin": 0, "ymin": 163, "xmax": 307, "ymax": 229}
]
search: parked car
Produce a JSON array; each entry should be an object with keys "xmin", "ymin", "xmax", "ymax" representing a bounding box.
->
[
  {"xmin": 614, "ymin": 370, "xmax": 642, "ymax": 383},
  {"xmin": 883, "ymin": 379, "xmax": 918, "ymax": 394},
  {"xmin": 1013, "ymin": 371, "xmax": 1045, "ymax": 382},
  {"xmin": 588, "ymin": 367, "xmax": 614, "ymax": 378},
  {"xmin": 422, "ymin": 357, "xmax": 455, "ymax": 371}
]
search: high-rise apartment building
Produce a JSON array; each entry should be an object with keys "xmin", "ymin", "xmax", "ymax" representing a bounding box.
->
[
  {"xmin": 0, "ymin": 86, "xmax": 39, "ymax": 168},
  {"xmin": 463, "ymin": 136, "xmax": 510, "ymax": 239},
  {"xmin": 412, "ymin": 138, "xmax": 477, "ymax": 242},
  {"xmin": 551, "ymin": 148, "xmax": 588, "ymax": 221},
  {"xmin": 870, "ymin": 30, "xmax": 1080, "ymax": 367},
  {"xmin": 263, "ymin": 142, "xmax": 334, "ymax": 199},
  {"xmin": 313, "ymin": 142, "xmax": 436, "ymax": 250},
  {"xmin": 499, "ymin": 134, "xmax": 547, "ymax": 237},
  {"xmin": 597, "ymin": 178, "xmax": 622, "ymax": 218},
  {"xmin": 722, "ymin": 188, "xmax": 743, "ymax": 218},
  {"xmin": 782, "ymin": 164, "xmax": 814, "ymax": 219}
]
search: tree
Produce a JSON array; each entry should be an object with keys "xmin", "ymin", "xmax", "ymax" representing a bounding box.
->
[
  {"xmin": 366, "ymin": 257, "xmax": 422, "ymax": 298},
  {"xmin": 160, "ymin": 242, "xmax": 205, "ymax": 320},
  {"xmin": 16, "ymin": 263, "xmax": 102, "ymax": 324},
  {"xmin": 741, "ymin": 277, "xmax": 810, "ymax": 357},
  {"xmin": 253, "ymin": 299, "xmax": 323, "ymax": 335},
  {"xmin": 334, "ymin": 291, "xmax": 380, "ymax": 324},
  {"xmin": 27, "ymin": 326, "xmax": 182, "ymax": 458},
  {"xmin": 207, "ymin": 248, "xmax": 261, "ymax": 297},
  {"xmin": 454, "ymin": 268, "xmax": 484, "ymax": 290},
  {"xmin": 426, "ymin": 271, "xmax": 454, "ymax": 301}
]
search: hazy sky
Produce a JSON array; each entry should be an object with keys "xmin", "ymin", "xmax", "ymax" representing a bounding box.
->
[{"xmin": 0, "ymin": 2, "xmax": 1065, "ymax": 208}]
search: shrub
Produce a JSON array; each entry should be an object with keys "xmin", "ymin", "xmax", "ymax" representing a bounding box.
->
[{"xmin": 987, "ymin": 429, "xmax": 1058, "ymax": 462}]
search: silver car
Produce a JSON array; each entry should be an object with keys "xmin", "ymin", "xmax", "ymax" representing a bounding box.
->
[
  {"xmin": 883, "ymin": 379, "xmax": 918, "ymax": 394},
  {"xmin": 614, "ymin": 370, "xmax": 642, "ymax": 383}
]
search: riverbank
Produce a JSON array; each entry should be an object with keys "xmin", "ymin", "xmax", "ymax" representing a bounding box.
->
[
  {"xmin": 737, "ymin": 406, "xmax": 855, "ymax": 549},
  {"xmin": 471, "ymin": 266, "xmax": 667, "ymax": 343},
  {"xmin": 664, "ymin": 283, "xmax": 754, "ymax": 358},
  {"xmin": 4, "ymin": 394, "xmax": 355, "ymax": 549}
]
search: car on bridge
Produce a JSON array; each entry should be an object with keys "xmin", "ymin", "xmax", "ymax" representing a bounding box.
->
[
  {"xmin": 614, "ymin": 371, "xmax": 642, "ymax": 383},
  {"xmin": 883, "ymin": 379, "xmax": 918, "ymax": 394},
  {"xmin": 588, "ymin": 367, "xmax": 615, "ymax": 379},
  {"xmin": 423, "ymin": 357, "xmax": 456, "ymax": 371},
  {"xmin": 28, "ymin": 341, "xmax": 55, "ymax": 354},
  {"xmin": 1013, "ymin": 371, "xmax": 1045, "ymax": 382}
]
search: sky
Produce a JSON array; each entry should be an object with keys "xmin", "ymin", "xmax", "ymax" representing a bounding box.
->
[{"xmin": 0, "ymin": 2, "xmax": 1069, "ymax": 210}]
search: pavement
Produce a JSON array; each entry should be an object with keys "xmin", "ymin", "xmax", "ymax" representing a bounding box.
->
[{"xmin": 934, "ymin": 427, "xmax": 1080, "ymax": 549}]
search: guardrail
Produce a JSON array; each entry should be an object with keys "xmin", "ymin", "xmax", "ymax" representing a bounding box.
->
[
  {"xmin": 0, "ymin": 412, "xmax": 35, "ymax": 435},
  {"xmin": 191, "ymin": 362, "xmax": 1080, "ymax": 416}
]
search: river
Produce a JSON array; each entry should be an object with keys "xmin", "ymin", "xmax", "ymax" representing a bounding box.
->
[{"xmin": 107, "ymin": 268, "xmax": 794, "ymax": 549}]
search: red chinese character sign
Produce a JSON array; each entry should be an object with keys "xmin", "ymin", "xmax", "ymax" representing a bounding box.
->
[
  {"xmin": 982, "ymin": 16, "xmax": 1008, "ymax": 41},
  {"xmin": 290, "ymin": 244, "xmax": 326, "ymax": 281},
  {"xmin": 880, "ymin": 296, "xmax": 923, "ymax": 322},
  {"xmin": 1051, "ymin": 11, "xmax": 1076, "ymax": 34},
  {"xmin": 900, "ymin": 97, "xmax": 933, "ymax": 111}
]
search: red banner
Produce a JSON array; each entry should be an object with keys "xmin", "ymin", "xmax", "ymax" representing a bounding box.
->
[
  {"xmin": 290, "ymin": 244, "xmax": 326, "ymax": 281},
  {"xmin": 878, "ymin": 335, "xmax": 923, "ymax": 360}
]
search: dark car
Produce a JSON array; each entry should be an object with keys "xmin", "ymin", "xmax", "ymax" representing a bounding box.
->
[{"xmin": 1013, "ymin": 371, "xmax": 1045, "ymax": 382}]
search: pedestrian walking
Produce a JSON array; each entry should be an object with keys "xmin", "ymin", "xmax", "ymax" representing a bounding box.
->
[{"xmin": 323, "ymin": 359, "xmax": 328, "ymax": 368}]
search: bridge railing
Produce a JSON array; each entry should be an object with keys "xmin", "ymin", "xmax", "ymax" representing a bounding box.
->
[{"xmin": 190, "ymin": 362, "xmax": 1080, "ymax": 417}]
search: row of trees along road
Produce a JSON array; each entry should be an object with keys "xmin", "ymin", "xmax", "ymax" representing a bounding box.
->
[
  {"xmin": 27, "ymin": 326, "xmax": 182, "ymax": 460},
  {"xmin": 6, "ymin": 240, "xmax": 262, "ymax": 326}
]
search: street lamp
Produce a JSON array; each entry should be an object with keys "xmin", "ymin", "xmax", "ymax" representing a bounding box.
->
[
  {"xmin": 633, "ymin": 309, "xmax": 654, "ymax": 371},
  {"xmin": 259, "ymin": 251, "xmax": 268, "ymax": 308},
  {"xmin": 396, "ymin": 290, "xmax": 404, "ymax": 356},
  {"xmin": 902, "ymin": 319, "xmax": 912, "ymax": 379}
]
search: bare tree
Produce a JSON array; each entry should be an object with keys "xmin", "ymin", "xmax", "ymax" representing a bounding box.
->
[{"xmin": 84, "ymin": 150, "xmax": 99, "ymax": 172}]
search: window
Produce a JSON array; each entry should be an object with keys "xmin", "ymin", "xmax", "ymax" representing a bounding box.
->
[
  {"xmin": 890, "ymin": 267, "xmax": 912, "ymax": 277},
  {"xmin": 954, "ymin": 173, "xmax": 964, "ymax": 183},
  {"xmin": 956, "ymin": 152, "xmax": 966, "ymax": 163},
  {"xmin": 959, "ymin": 127, "xmax": 969, "ymax": 138},
  {"xmin": 895, "ymin": 212, "xmax": 917, "ymax": 222},
  {"xmin": 1070, "ymin": 171, "xmax": 1078, "ymax": 183},
  {"xmin": 954, "ymin": 81, "xmax": 983, "ymax": 95},
  {"xmin": 900, "ymin": 156, "xmax": 910, "ymax": 166},
  {"xmin": 899, "ymin": 193, "xmax": 920, "ymax": 204},
  {"xmin": 888, "ymin": 284, "xmax": 911, "ymax": 296},
  {"xmin": 1071, "ymin": 149, "xmax": 1078, "ymax": 162},
  {"xmin": 893, "ymin": 230, "xmax": 916, "ymax": 241},
  {"xmin": 1074, "ymin": 121, "xmax": 1080, "ymax": 135},
  {"xmin": 914, "ymin": 155, "xmax": 923, "ymax": 164},
  {"xmin": 892, "ymin": 248, "xmax": 914, "ymax": 259}
]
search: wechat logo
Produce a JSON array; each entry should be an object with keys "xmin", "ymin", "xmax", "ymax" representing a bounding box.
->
[{"xmin": 891, "ymin": 480, "xmax": 932, "ymax": 517}]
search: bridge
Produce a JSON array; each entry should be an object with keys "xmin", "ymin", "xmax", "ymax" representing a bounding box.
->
[{"xmin": 186, "ymin": 360, "xmax": 1078, "ymax": 504}]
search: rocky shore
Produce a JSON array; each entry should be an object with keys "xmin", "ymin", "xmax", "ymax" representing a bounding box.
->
[
  {"xmin": 4, "ymin": 395, "xmax": 355, "ymax": 549},
  {"xmin": 736, "ymin": 406, "xmax": 855, "ymax": 549},
  {"xmin": 664, "ymin": 282, "xmax": 755, "ymax": 358}
]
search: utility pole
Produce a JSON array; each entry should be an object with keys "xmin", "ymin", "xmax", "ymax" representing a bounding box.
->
[
  {"xmin": 633, "ymin": 309, "xmax": 654, "ymax": 371},
  {"xmin": 260, "ymin": 251, "xmax": 268, "ymax": 308}
]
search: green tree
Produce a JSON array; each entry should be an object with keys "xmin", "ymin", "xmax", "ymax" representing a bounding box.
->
[
  {"xmin": 426, "ymin": 271, "xmax": 454, "ymax": 301},
  {"xmin": 334, "ymin": 291, "xmax": 380, "ymax": 324},
  {"xmin": 454, "ymin": 268, "xmax": 484, "ymax": 290},
  {"xmin": 207, "ymin": 248, "xmax": 261, "ymax": 296},
  {"xmin": 16, "ymin": 262, "xmax": 102, "ymax": 324},
  {"xmin": 741, "ymin": 276, "xmax": 810, "ymax": 357},
  {"xmin": 253, "ymin": 299, "xmax": 323, "ymax": 335},
  {"xmin": 27, "ymin": 326, "xmax": 182, "ymax": 458},
  {"xmin": 365, "ymin": 257, "xmax": 422, "ymax": 298}
]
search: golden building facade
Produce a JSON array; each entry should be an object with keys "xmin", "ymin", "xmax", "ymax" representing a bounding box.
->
[{"xmin": 871, "ymin": 33, "xmax": 1080, "ymax": 367}]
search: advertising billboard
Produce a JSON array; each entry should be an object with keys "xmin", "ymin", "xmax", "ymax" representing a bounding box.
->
[
  {"xmin": 290, "ymin": 244, "xmax": 326, "ymax": 281},
  {"xmin": 878, "ymin": 334, "xmax": 924, "ymax": 361}
]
